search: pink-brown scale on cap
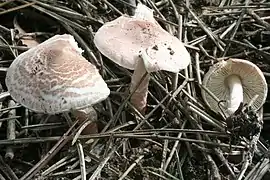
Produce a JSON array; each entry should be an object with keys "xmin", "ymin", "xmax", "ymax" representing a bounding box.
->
[
  {"xmin": 94, "ymin": 3, "xmax": 190, "ymax": 113},
  {"xmin": 6, "ymin": 34, "xmax": 110, "ymax": 115}
]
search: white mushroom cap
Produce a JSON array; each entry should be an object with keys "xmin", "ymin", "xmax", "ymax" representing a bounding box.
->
[
  {"xmin": 93, "ymin": 4, "xmax": 190, "ymax": 72},
  {"xmin": 201, "ymin": 58, "xmax": 268, "ymax": 114},
  {"xmin": 6, "ymin": 34, "xmax": 110, "ymax": 114}
]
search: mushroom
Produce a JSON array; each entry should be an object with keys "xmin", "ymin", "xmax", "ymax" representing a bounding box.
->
[
  {"xmin": 201, "ymin": 58, "xmax": 268, "ymax": 116},
  {"xmin": 94, "ymin": 3, "xmax": 190, "ymax": 113},
  {"xmin": 5, "ymin": 34, "xmax": 110, "ymax": 133}
]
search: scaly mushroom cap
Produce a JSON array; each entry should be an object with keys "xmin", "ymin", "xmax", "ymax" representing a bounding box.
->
[
  {"xmin": 202, "ymin": 58, "xmax": 268, "ymax": 114},
  {"xmin": 94, "ymin": 3, "xmax": 190, "ymax": 72},
  {"xmin": 6, "ymin": 34, "xmax": 110, "ymax": 114}
]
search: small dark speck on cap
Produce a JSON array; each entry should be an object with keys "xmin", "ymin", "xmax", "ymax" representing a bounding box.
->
[
  {"xmin": 170, "ymin": 50, "xmax": 175, "ymax": 55},
  {"xmin": 62, "ymin": 97, "xmax": 67, "ymax": 104},
  {"xmin": 152, "ymin": 45, "xmax": 158, "ymax": 51}
]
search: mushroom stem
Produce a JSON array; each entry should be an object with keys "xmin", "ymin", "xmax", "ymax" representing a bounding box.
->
[
  {"xmin": 226, "ymin": 74, "xmax": 243, "ymax": 115},
  {"xmin": 130, "ymin": 57, "xmax": 150, "ymax": 114},
  {"xmin": 73, "ymin": 106, "xmax": 98, "ymax": 134}
]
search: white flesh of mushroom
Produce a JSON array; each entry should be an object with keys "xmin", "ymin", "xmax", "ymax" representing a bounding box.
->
[
  {"xmin": 130, "ymin": 52, "xmax": 150, "ymax": 113},
  {"xmin": 226, "ymin": 74, "xmax": 243, "ymax": 115},
  {"xmin": 134, "ymin": 3, "xmax": 154, "ymax": 21}
]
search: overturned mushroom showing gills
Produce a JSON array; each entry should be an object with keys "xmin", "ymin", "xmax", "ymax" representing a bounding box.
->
[
  {"xmin": 201, "ymin": 58, "xmax": 268, "ymax": 116},
  {"xmin": 6, "ymin": 34, "xmax": 110, "ymax": 119},
  {"xmin": 94, "ymin": 3, "xmax": 190, "ymax": 113}
]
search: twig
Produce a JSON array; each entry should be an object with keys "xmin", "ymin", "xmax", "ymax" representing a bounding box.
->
[
  {"xmin": 88, "ymin": 143, "xmax": 120, "ymax": 180},
  {"xmin": 0, "ymin": 2, "xmax": 35, "ymax": 16},
  {"xmin": 118, "ymin": 155, "xmax": 144, "ymax": 180},
  {"xmin": 63, "ymin": 113, "xmax": 87, "ymax": 180},
  {"xmin": 5, "ymin": 100, "xmax": 16, "ymax": 160}
]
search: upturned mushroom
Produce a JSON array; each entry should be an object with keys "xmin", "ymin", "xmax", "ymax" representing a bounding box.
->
[
  {"xmin": 5, "ymin": 34, "xmax": 110, "ymax": 133},
  {"xmin": 201, "ymin": 58, "xmax": 268, "ymax": 116},
  {"xmin": 94, "ymin": 3, "xmax": 190, "ymax": 113}
]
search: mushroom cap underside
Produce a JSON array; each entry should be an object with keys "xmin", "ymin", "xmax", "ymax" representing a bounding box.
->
[
  {"xmin": 201, "ymin": 58, "xmax": 268, "ymax": 114},
  {"xmin": 6, "ymin": 34, "xmax": 110, "ymax": 114}
]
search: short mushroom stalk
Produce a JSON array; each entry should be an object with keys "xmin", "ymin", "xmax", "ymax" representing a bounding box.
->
[
  {"xmin": 129, "ymin": 56, "xmax": 150, "ymax": 114},
  {"xmin": 73, "ymin": 106, "xmax": 98, "ymax": 134},
  {"xmin": 226, "ymin": 74, "xmax": 243, "ymax": 115}
]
